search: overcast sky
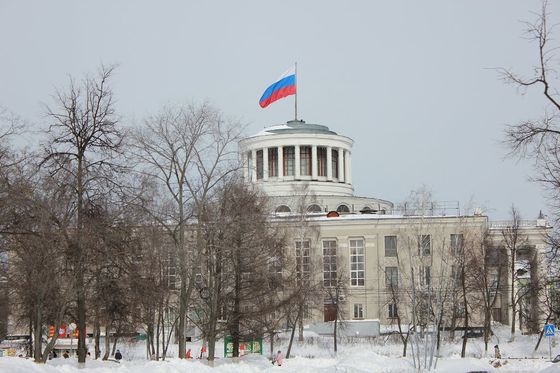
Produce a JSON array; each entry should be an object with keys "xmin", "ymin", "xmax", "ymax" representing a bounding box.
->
[{"xmin": 1, "ymin": 0, "xmax": 557, "ymax": 220}]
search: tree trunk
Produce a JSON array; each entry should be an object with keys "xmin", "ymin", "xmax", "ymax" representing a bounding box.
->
[
  {"xmin": 94, "ymin": 322, "xmax": 101, "ymax": 359},
  {"xmin": 111, "ymin": 325, "xmax": 119, "ymax": 356},
  {"xmin": 461, "ymin": 266, "xmax": 469, "ymax": 358},
  {"xmin": 269, "ymin": 331, "xmax": 275, "ymax": 359},
  {"xmin": 33, "ymin": 306, "xmax": 42, "ymax": 362},
  {"xmin": 510, "ymin": 247, "xmax": 516, "ymax": 341},
  {"xmin": 298, "ymin": 316, "xmax": 304, "ymax": 342},
  {"xmin": 177, "ymin": 274, "xmax": 186, "ymax": 358},
  {"xmin": 102, "ymin": 325, "xmax": 110, "ymax": 360},
  {"xmin": 76, "ymin": 157, "xmax": 87, "ymax": 364},
  {"xmin": 286, "ymin": 312, "xmax": 299, "ymax": 359},
  {"xmin": 333, "ymin": 305, "xmax": 338, "ymax": 354}
]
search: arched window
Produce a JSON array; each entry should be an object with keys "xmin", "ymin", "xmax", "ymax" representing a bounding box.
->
[
  {"xmin": 307, "ymin": 204, "xmax": 322, "ymax": 213},
  {"xmin": 336, "ymin": 204, "xmax": 350, "ymax": 213},
  {"xmin": 275, "ymin": 205, "xmax": 291, "ymax": 214}
]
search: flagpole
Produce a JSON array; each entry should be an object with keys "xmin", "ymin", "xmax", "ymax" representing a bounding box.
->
[{"xmin": 294, "ymin": 62, "xmax": 298, "ymax": 121}]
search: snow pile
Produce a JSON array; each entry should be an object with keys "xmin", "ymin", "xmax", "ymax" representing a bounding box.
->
[{"xmin": 2, "ymin": 325, "xmax": 560, "ymax": 372}]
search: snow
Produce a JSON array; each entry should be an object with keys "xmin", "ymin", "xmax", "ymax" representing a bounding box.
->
[{"xmin": 2, "ymin": 325, "xmax": 560, "ymax": 372}]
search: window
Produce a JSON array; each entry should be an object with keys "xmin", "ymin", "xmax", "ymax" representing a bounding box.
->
[
  {"xmin": 283, "ymin": 146, "xmax": 295, "ymax": 176},
  {"xmin": 296, "ymin": 240, "xmax": 310, "ymax": 286},
  {"xmin": 492, "ymin": 307, "xmax": 502, "ymax": 322},
  {"xmin": 268, "ymin": 148, "xmax": 278, "ymax": 177},
  {"xmin": 388, "ymin": 303, "xmax": 398, "ymax": 318},
  {"xmin": 418, "ymin": 235, "xmax": 431, "ymax": 256},
  {"xmin": 332, "ymin": 149, "xmax": 339, "ymax": 178},
  {"xmin": 489, "ymin": 272, "xmax": 499, "ymax": 291},
  {"xmin": 420, "ymin": 266, "xmax": 431, "ymax": 286},
  {"xmin": 385, "ymin": 266, "xmax": 398, "ymax": 287},
  {"xmin": 323, "ymin": 240, "xmax": 337, "ymax": 287},
  {"xmin": 307, "ymin": 204, "xmax": 322, "ymax": 213},
  {"xmin": 256, "ymin": 150, "xmax": 263, "ymax": 179},
  {"xmin": 450, "ymin": 265, "xmax": 462, "ymax": 285},
  {"xmin": 337, "ymin": 204, "xmax": 350, "ymax": 213},
  {"xmin": 317, "ymin": 147, "xmax": 327, "ymax": 176},
  {"xmin": 275, "ymin": 205, "xmax": 291, "ymax": 214},
  {"xmin": 450, "ymin": 234, "xmax": 463, "ymax": 255},
  {"xmin": 300, "ymin": 146, "xmax": 312, "ymax": 176},
  {"xmin": 164, "ymin": 251, "xmax": 177, "ymax": 289},
  {"xmin": 350, "ymin": 239, "xmax": 365, "ymax": 286},
  {"xmin": 385, "ymin": 236, "xmax": 397, "ymax": 257},
  {"xmin": 353, "ymin": 304, "xmax": 364, "ymax": 319}
]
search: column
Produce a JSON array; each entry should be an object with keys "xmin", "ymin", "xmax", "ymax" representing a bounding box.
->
[
  {"xmin": 344, "ymin": 151, "xmax": 352, "ymax": 184},
  {"xmin": 263, "ymin": 147, "xmax": 269, "ymax": 181},
  {"xmin": 295, "ymin": 145, "xmax": 300, "ymax": 178},
  {"xmin": 326, "ymin": 146, "xmax": 332, "ymax": 181},
  {"xmin": 311, "ymin": 145, "xmax": 318, "ymax": 179},
  {"xmin": 338, "ymin": 147, "xmax": 345, "ymax": 183},
  {"xmin": 251, "ymin": 149, "xmax": 257, "ymax": 181},
  {"xmin": 278, "ymin": 146, "xmax": 284, "ymax": 180},
  {"xmin": 347, "ymin": 151, "xmax": 352, "ymax": 184},
  {"xmin": 243, "ymin": 151, "xmax": 249, "ymax": 182}
]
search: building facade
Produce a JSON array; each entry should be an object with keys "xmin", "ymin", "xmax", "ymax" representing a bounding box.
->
[{"xmin": 240, "ymin": 119, "xmax": 550, "ymax": 331}]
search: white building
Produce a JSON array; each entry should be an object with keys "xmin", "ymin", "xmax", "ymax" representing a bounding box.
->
[{"xmin": 240, "ymin": 119, "xmax": 550, "ymax": 331}]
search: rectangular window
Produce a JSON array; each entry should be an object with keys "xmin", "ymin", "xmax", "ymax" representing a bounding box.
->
[
  {"xmin": 296, "ymin": 240, "xmax": 310, "ymax": 286},
  {"xmin": 418, "ymin": 235, "xmax": 431, "ymax": 256},
  {"xmin": 492, "ymin": 307, "xmax": 502, "ymax": 323},
  {"xmin": 353, "ymin": 304, "xmax": 364, "ymax": 319},
  {"xmin": 323, "ymin": 240, "xmax": 337, "ymax": 287},
  {"xmin": 317, "ymin": 147, "xmax": 327, "ymax": 176},
  {"xmin": 385, "ymin": 266, "xmax": 398, "ymax": 287},
  {"xmin": 283, "ymin": 146, "xmax": 295, "ymax": 176},
  {"xmin": 268, "ymin": 148, "xmax": 278, "ymax": 177},
  {"xmin": 385, "ymin": 235, "xmax": 397, "ymax": 257},
  {"xmin": 420, "ymin": 266, "xmax": 431, "ymax": 286},
  {"xmin": 164, "ymin": 251, "xmax": 177, "ymax": 290},
  {"xmin": 332, "ymin": 149, "xmax": 339, "ymax": 178},
  {"xmin": 450, "ymin": 234, "xmax": 463, "ymax": 255},
  {"xmin": 489, "ymin": 272, "xmax": 499, "ymax": 291},
  {"xmin": 300, "ymin": 146, "xmax": 312, "ymax": 176},
  {"xmin": 256, "ymin": 150, "xmax": 263, "ymax": 179},
  {"xmin": 350, "ymin": 239, "xmax": 365, "ymax": 286},
  {"xmin": 388, "ymin": 303, "xmax": 398, "ymax": 318}
]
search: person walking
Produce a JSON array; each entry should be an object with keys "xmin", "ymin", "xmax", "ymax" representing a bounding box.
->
[{"xmin": 275, "ymin": 350, "xmax": 282, "ymax": 366}]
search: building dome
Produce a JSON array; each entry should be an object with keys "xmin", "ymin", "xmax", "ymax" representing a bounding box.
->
[{"xmin": 240, "ymin": 119, "xmax": 392, "ymax": 214}]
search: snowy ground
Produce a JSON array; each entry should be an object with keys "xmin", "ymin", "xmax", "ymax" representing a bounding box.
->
[{"xmin": 2, "ymin": 326, "xmax": 560, "ymax": 372}]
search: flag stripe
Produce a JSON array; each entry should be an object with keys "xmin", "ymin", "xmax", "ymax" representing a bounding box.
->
[
  {"xmin": 259, "ymin": 85, "xmax": 296, "ymax": 108},
  {"xmin": 259, "ymin": 73, "xmax": 296, "ymax": 108}
]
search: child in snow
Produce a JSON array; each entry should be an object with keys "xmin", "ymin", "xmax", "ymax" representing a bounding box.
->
[
  {"xmin": 275, "ymin": 350, "xmax": 282, "ymax": 366},
  {"xmin": 115, "ymin": 349, "xmax": 123, "ymax": 361},
  {"xmin": 199, "ymin": 345, "xmax": 206, "ymax": 359},
  {"xmin": 186, "ymin": 348, "xmax": 192, "ymax": 359},
  {"xmin": 494, "ymin": 345, "xmax": 501, "ymax": 359}
]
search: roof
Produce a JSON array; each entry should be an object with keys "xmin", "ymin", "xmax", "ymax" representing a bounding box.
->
[{"xmin": 251, "ymin": 120, "xmax": 338, "ymax": 137}]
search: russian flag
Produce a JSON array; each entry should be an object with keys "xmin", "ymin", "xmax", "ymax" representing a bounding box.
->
[{"xmin": 259, "ymin": 66, "xmax": 296, "ymax": 108}]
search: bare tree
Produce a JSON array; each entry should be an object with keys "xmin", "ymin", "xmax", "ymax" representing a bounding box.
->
[
  {"xmin": 130, "ymin": 102, "xmax": 242, "ymax": 358},
  {"xmin": 42, "ymin": 65, "xmax": 123, "ymax": 363},
  {"xmin": 501, "ymin": 206, "xmax": 531, "ymax": 340}
]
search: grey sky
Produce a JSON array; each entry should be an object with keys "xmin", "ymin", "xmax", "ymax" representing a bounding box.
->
[{"xmin": 0, "ymin": 0, "xmax": 555, "ymax": 219}]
